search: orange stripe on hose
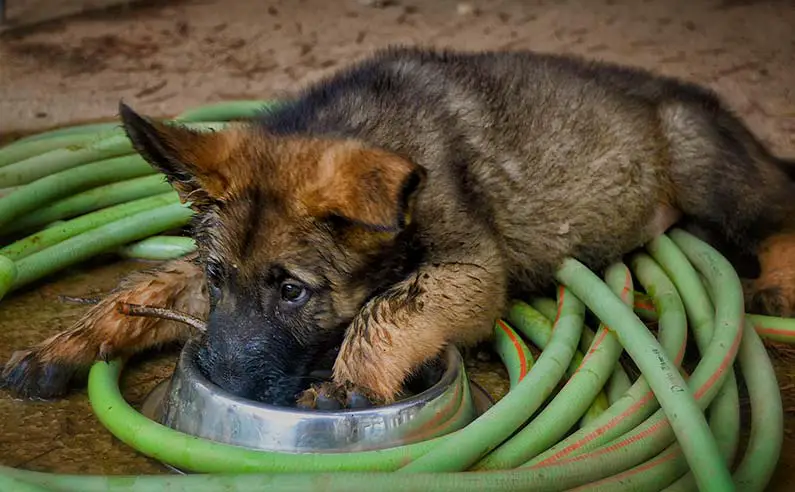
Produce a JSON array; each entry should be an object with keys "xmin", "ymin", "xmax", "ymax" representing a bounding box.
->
[
  {"xmin": 621, "ymin": 268, "xmax": 632, "ymax": 303},
  {"xmin": 634, "ymin": 301, "xmax": 655, "ymax": 311},
  {"xmin": 694, "ymin": 319, "xmax": 742, "ymax": 399},
  {"xmin": 572, "ymin": 328, "xmax": 608, "ymax": 377},
  {"xmin": 754, "ymin": 326, "xmax": 795, "ymax": 338},
  {"xmin": 537, "ymin": 320, "xmax": 740, "ymax": 467},
  {"xmin": 496, "ymin": 319, "xmax": 529, "ymax": 382},
  {"xmin": 565, "ymin": 446, "xmax": 680, "ymax": 491},
  {"xmin": 536, "ymin": 268, "xmax": 639, "ymax": 461},
  {"xmin": 534, "ymin": 419, "xmax": 669, "ymax": 468},
  {"xmin": 533, "ymin": 390, "xmax": 657, "ymax": 466}
]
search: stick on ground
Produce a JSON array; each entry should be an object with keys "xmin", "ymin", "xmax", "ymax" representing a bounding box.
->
[{"xmin": 116, "ymin": 302, "xmax": 206, "ymax": 332}]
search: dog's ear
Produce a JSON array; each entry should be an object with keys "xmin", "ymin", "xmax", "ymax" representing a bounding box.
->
[
  {"xmin": 119, "ymin": 102, "xmax": 244, "ymax": 206},
  {"xmin": 309, "ymin": 143, "xmax": 427, "ymax": 232}
]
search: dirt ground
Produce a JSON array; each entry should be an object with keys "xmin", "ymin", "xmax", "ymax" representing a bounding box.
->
[{"xmin": 1, "ymin": 0, "xmax": 794, "ymax": 489}]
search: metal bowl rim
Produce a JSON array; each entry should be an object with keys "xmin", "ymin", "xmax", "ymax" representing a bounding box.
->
[{"xmin": 173, "ymin": 337, "xmax": 466, "ymax": 418}]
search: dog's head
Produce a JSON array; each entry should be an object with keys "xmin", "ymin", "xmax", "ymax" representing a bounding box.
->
[{"xmin": 119, "ymin": 104, "xmax": 426, "ymax": 406}]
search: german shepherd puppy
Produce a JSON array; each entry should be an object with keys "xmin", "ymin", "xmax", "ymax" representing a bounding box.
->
[{"xmin": 3, "ymin": 46, "xmax": 795, "ymax": 408}]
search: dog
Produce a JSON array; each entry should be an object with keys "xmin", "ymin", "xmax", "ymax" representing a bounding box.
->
[{"xmin": 3, "ymin": 46, "xmax": 795, "ymax": 408}]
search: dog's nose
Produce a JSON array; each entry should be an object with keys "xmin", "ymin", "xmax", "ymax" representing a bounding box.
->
[
  {"xmin": 195, "ymin": 340, "xmax": 301, "ymax": 406},
  {"xmin": 195, "ymin": 344, "xmax": 252, "ymax": 396}
]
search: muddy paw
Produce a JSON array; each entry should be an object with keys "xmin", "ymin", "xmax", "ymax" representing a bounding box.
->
[
  {"xmin": 296, "ymin": 381, "xmax": 382, "ymax": 410},
  {"xmin": 1, "ymin": 349, "xmax": 85, "ymax": 400},
  {"xmin": 746, "ymin": 285, "xmax": 795, "ymax": 318}
]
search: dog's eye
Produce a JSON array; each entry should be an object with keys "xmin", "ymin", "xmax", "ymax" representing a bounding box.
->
[
  {"xmin": 207, "ymin": 280, "xmax": 222, "ymax": 303},
  {"xmin": 280, "ymin": 281, "xmax": 309, "ymax": 304}
]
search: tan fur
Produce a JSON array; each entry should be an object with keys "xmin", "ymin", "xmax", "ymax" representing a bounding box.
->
[
  {"xmin": 125, "ymin": 116, "xmax": 253, "ymax": 203},
  {"xmin": 2, "ymin": 257, "xmax": 205, "ymax": 388},
  {"xmin": 303, "ymin": 142, "xmax": 424, "ymax": 230},
  {"xmin": 335, "ymin": 253, "xmax": 506, "ymax": 401},
  {"xmin": 746, "ymin": 234, "xmax": 795, "ymax": 317}
]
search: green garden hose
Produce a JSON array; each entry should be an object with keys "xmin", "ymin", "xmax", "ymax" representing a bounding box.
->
[
  {"xmin": 0, "ymin": 175, "xmax": 174, "ymax": 236},
  {"xmin": 2, "ymin": 122, "xmax": 122, "ymax": 148},
  {"xmin": 2, "ymin": 234, "xmax": 777, "ymax": 491},
  {"xmin": 0, "ymin": 255, "xmax": 16, "ymax": 300},
  {"xmin": 528, "ymin": 254, "xmax": 688, "ymax": 467},
  {"xmin": 554, "ymin": 254, "xmax": 734, "ymax": 491},
  {"xmin": 526, "ymin": 296, "xmax": 627, "ymax": 418},
  {"xmin": 492, "ymin": 319, "xmax": 534, "ymax": 388},
  {"xmin": 747, "ymin": 314, "xmax": 795, "ymax": 344},
  {"xmin": 473, "ymin": 263, "xmax": 631, "ymax": 470},
  {"xmin": 174, "ymin": 100, "xmax": 276, "ymax": 122},
  {"xmin": 646, "ymin": 235, "xmax": 741, "ymax": 491},
  {"xmin": 732, "ymin": 320, "xmax": 783, "ymax": 489},
  {"xmin": 0, "ymin": 194, "xmax": 181, "ymax": 261},
  {"xmin": 11, "ymin": 202, "xmax": 194, "ymax": 290},
  {"xmin": 0, "ymin": 133, "xmax": 137, "ymax": 188},
  {"xmin": 0, "ymin": 100, "xmax": 269, "ymax": 170},
  {"xmin": 399, "ymin": 286, "xmax": 585, "ymax": 474},
  {"xmin": 0, "ymin": 132, "xmax": 116, "ymax": 169},
  {"xmin": 507, "ymin": 299, "xmax": 613, "ymax": 402},
  {"xmin": 530, "ymin": 294, "xmax": 635, "ymax": 395},
  {"xmin": 0, "ymin": 155, "xmax": 156, "ymax": 229},
  {"xmin": 0, "ymin": 100, "xmax": 792, "ymax": 492},
  {"xmin": 117, "ymin": 235, "xmax": 198, "ymax": 261}
]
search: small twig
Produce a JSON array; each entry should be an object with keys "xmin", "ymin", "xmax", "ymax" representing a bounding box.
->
[
  {"xmin": 116, "ymin": 302, "xmax": 206, "ymax": 332},
  {"xmin": 59, "ymin": 295, "xmax": 103, "ymax": 305}
]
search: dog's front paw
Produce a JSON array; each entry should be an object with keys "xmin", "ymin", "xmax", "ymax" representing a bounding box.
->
[
  {"xmin": 1, "ymin": 317, "xmax": 114, "ymax": 400},
  {"xmin": 296, "ymin": 381, "xmax": 383, "ymax": 410},
  {"xmin": 1, "ymin": 346, "xmax": 85, "ymax": 399}
]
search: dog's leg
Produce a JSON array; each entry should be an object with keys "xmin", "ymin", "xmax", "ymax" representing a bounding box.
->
[
  {"xmin": 2, "ymin": 257, "xmax": 207, "ymax": 399},
  {"xmin": 659, "ymin": 101, "xmax": 795, "ymax": 317},
  {"xmin": 745, "ymin": 233, "xmax": 795, "ymax": 316},
  {"xmin": 329, "ymin": 254, "xmax": 507, "ymax": 405}
]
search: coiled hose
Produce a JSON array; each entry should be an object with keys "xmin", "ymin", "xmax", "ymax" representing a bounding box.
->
[{"xmin": 0, "ymin": 100, "xmax": 793, "ymax": 491}]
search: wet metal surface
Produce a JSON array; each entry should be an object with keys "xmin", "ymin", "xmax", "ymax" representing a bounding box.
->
[{"xmin": 153, "ymin": 339, "xmax": 478, "ymax": 453}]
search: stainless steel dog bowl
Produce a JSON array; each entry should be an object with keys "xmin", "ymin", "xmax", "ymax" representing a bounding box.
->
[{"xmin": 141, "ymin": 337, "xmax": 489, "ymax": 454}]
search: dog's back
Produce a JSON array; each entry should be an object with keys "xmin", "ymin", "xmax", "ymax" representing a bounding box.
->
[{"xmin": 258, "ymin": 46, "xmax": 794, "ymax": 296}]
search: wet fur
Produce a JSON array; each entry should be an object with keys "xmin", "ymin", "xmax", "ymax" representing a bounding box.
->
[{"xmin": 4, "ymin": 46, "xmax": 795, "ymax": 405}]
